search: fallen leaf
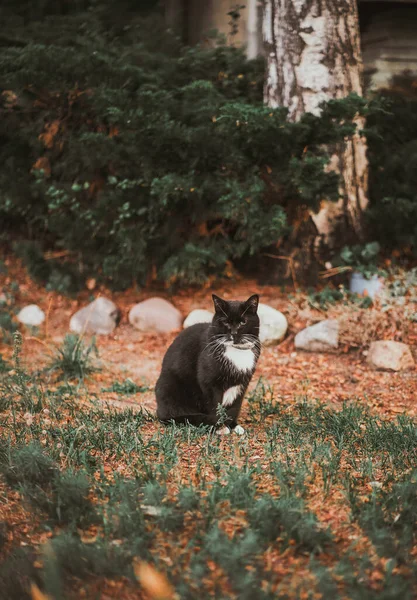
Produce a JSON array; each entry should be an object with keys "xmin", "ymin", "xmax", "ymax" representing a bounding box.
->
[
  {"xmin": 39, "ymin": 121, "xmax": 60, "ymax": 149},
  {"xmin": 30, "ymin": 583, "xmax": 51, "ymax": 600},
  {"xmin": 133, "ymin": 560, "xmax": 175, "ymax": 599},
  {"xmin": 31, "ymin": 157, "xmax": 51, "ymax": 178},
  {"xmin": 86, "ymin": 278, "xmax": 96, "ymax": 290}
]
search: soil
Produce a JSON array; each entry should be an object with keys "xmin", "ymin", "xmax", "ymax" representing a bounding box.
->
[{"xmin": 2, "ymin": 256, "xmax": 416, "ymax": 419}]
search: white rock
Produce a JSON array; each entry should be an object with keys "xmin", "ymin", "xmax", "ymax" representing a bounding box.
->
[
  {"xmin": 216, "ymin": 426, "xmax": 231, "ymax": 435},
  {"xmin": 295, "ymin": 319, "xmax": 339, "ymax": 352},
  {"xmin": 70, "ymin": 297, "xmax": 120, "ymax": 335},
  {"xmin": 129, "ymin": 297, "xmax": 182, "ymax": 333},
  {"xmin": 367, "ymin": 341, "xmax": 414, "ymax": 372},
  {"xmin": 370, "ymin": 481, "xmax": 383, "ymax": 490},
  {"xmin": 17, "ymin": 304, "xmax": 45, "ymax": 327},
  {"xmin": 258, "ymin": 303, "xmax": 288, "ymax": 346},
  {"xmin": 233, "ymin": 425, "xmax": 245, "ymax": 436},
  {"xmin": 183, "ymin": 309, "xmax": 213, "ymax": 328}
]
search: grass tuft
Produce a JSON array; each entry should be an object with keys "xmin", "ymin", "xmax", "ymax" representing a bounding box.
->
[{"xmin": 48, "ymin": 334, "xmax": 99, "ymax": 381}]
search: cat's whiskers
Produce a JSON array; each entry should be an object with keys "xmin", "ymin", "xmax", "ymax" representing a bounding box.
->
[
  {"xmin": 242, "ymin": 333, "xmax": 263, "ymax": 351},
  {"xmin": 204, "ymin": 335, "xmax": 228, "ymax": 357}
]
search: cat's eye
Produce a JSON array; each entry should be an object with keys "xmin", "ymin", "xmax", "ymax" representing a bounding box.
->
[{"xmin": 240, "ymin": 319, "xmax": 247, "ymax": 326}]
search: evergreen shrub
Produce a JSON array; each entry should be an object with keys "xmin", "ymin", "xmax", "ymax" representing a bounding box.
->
[
  {"xmin": 366, "ymin": 80, "xmax": 417, "ymax": 255},
  {"xmin": 0, "ymin": 3, "xmax": 367, "ymax": 289},
  {"xmin": 2, "ymin": 3, "xmax": 414, "ymax": 289}
]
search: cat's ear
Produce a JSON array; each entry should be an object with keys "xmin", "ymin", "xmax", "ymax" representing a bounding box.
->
[
  {"xmin": 212, "ymin": 294, "xmax": 228, "ymax": 315},
  {"xmin": 243, "ymin": 294, "xmax": 259, "ymax": 315}
]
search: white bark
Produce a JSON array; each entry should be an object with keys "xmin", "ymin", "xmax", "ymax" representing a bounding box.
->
[{"xmin": 263, "ymin": 0, "xmax": 368, "ymax": 244}]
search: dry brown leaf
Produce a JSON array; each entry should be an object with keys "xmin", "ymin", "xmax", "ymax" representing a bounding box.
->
[
  {"xmin": 31, "ymin": 157, "xmax": 51, "ymax": 178},
  {"xmin": 86, "ymin": 278, "xmax": 96, "ymax": 290},
  {"xmin": 39, "ymin": 121, "xmax": 60, "ymax": 149},
  {"xmin": 2, "ymin": 90, "xmax": 17, "ymax": 107},
  {"xmin": 133, "ymin": 559, "xmax": 175, "ymax": 599},
  {"xmin": 77, "ymin": 528, "xmax": 98, "ymax": 544},
  {"xmin": 30, "ymin": 583, "xmax": 51, "ymax": 600}
]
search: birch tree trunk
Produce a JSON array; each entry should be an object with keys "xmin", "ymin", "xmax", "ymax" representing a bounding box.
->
[{"xmin": 263, "ymin": 0, "xmax": 368, "ymax": 249}]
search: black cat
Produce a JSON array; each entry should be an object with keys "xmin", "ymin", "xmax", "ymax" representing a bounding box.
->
[{"xmin": 155, "ymin": 294, "xmax": 261, "ymax": 435}]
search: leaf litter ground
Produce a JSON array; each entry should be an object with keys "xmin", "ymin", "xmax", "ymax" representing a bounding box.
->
[{"xmin": 1, "ymin": 257, "xmax": 417, "ymax": 600}]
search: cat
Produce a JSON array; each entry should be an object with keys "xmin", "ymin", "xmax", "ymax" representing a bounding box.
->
[{"xmin": 155, "ymin": 294, "xmax": 261, "ymax": 435}]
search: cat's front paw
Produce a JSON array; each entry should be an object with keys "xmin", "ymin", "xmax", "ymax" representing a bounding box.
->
[
  {"xmin": 216, "ymin": 426, "xmax": 231, "ymax": 436},
  {"xmin": 233, "ymin": 425, "xmax": 245, "ymax": 436}
]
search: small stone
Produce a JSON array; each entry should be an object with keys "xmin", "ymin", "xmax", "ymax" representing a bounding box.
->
[
  {"xmin": 183, "ymin": 309, "xmax": 213, "ymax": 328},
  {"xmin": 370, "ymin": 481, "xmax": 383, "ymax": 490},
  {"xmin": 17, "ymin": 304, "xmax": 45, "ymax": 327},
  {"xmin": 70, "ymin": 297, "xmax": 120, "ymax": 335},
  {"xmin": 295, "ymin": 319, "xmax": 339, "ymax": 352},
  {"xmin": 216, "ymin": 426, "xmax": 231, "ymax": 436},
  {"xmin": 367, "ymin": 341, "xmax": 414, "ymax": 372},
  {"xmin": 129, "ymin": 297, "xmax": 182, "ymax": 333},
  {"xmin": 258, "ymin": 303, "xmax": 288, "ymax": 346},
  {"xmin": 233, "ymin": 425, "xmax": 245, "ymax": 436}
]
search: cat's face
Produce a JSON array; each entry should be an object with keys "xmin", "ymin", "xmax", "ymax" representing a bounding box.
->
[{"xmin": 211, "ymin": 294, "xmax": 260, "ymax": 350}]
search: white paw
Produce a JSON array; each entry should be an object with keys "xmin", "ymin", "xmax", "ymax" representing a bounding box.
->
[
  {"xmin": 233, "ymin": 425, "xmax": 245, "ymax": 436},
  {"xmin": 216, "ymin": 426, "xmax": 231, "ymax": 436}
]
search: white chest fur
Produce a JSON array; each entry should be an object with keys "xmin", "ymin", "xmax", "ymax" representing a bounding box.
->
[
  {"xmin": 222, "ymin": 385, "xmax": 242, "ymax": 407},
  {"xmin": 224, "ymin": 346, "xmax": 255, "ymax": 372}
]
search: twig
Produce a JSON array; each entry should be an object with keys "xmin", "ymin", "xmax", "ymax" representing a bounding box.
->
[
  {"xmin": 319, "ymin": 266, "xmax": 352, "ymax": 279},
  {"xmin": 262, "ymin": 253, "xmax": 298, "ymax": 292},
  {"xmin": 45, "ymin": 295, "xmax": 53, "ymax": 340},
  {"xmin": 43, "ymin": 250, "xmax": 73, "ymax": 260}
]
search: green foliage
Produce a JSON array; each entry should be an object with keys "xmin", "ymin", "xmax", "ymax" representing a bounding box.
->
[
  {"xmin": 333, "ymin": 241, "xmax": 386, "ymax": 279},
  {"xmin": 0, "ymin": 355, "xmax": 11, "ymax": 373},
  {"xmin": 0, "ymin": 548, "xmax": 37, "ymax": 600},
  {"xmin": 0, "ymin": 4, "xmax": 368, "ymax": 289},
  {"xmin": 2, "ymin": 368, "xmax": 417, "ymax": 597},
  {"xmin": 308, "ymin": 285, "xmax": 373, "ymax": 309},
  {"xmin": 1, "ymin": 442, "xmax": 56, "ymax": 487},
  {"xmin": 366, "ymin": 84, "xmax": 417, "ymax": 254},
  {"xmin": 102, "ymin": 378, "xmax": 148, "ymax": 395},
  {"xmin": 48, "ymin": 334, "xmax": 99, "ymax": 381},
  {"xmin": 51, "ymin": 469, "xmax": 94, "ymax": 524},
  {"xmin": 248, "ymin": 494, "xmax": 332, "ymax": 551},
  {"xmin": 13, "ymin": 241, "xmax": 82, "ymax": 295},
  {"xmin": 0, "ymin": 273, "xmax": 20, "ymax": 344},
  {"xmin": 0, "ymin": 309, "xmax": 18, "ymax": 345},
  {"xmin": 0, "ymin": 332, "xmax": 43, "ymax": 412}
]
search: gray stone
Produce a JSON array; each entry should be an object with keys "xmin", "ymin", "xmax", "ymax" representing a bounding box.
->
[
  {"xmin": 295, "ymin": 319, "xmax": 339, "ymax": 352},
  {"xmin": 183, "ymin": 309, "xmax": 213, "ymax": 328},
  {"xmin": 258, "ymin": 303, "xmax": 288, "ymax": 346},
  {"xmin": 129, "ymin": 297, "xmax": 182, "ymax": 333},
  {"xmin": 367, "ymin": 341, "xmax": 415, "ymax": 372},
  {"xmin": 70, "ymin": 297, "xmax": 120, "ymax": 335},
  {"xmin": 17, "ymin": 304, "xmax": 45, "ymax": 327}
]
